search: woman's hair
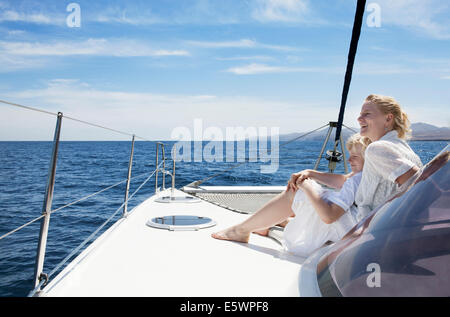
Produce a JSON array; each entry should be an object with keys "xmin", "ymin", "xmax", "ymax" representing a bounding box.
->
[
  {"xmin": 346, "ymin": 133, "xmax": 371, "ymax": 158},
  {"xmin": 365, "ymin": 94, "xmax": 412, "ymax": 139}
]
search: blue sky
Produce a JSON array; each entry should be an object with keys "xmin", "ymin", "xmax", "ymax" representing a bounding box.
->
[{"xmin": 0, "ymin": 0, "xmax": 449, "ymax": 140}]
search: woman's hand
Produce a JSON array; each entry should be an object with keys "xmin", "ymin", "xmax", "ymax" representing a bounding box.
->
[
  {"xmin": 287, "ymin": 169, "xmax": 312, "ymax": 191},
  {"xmin": 296, "ymin": 177, "xmax": 313, "ymax": 191}
]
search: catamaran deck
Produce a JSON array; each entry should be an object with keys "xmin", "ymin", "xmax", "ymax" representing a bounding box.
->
[{"xmin": 41, "ymin": 188, "xmax": 308, "ymax": 297}]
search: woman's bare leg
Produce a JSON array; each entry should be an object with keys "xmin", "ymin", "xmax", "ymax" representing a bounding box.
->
[
  {"xmin": 211, "ymin": 188, "xmax": 297, "ymax": 242},
  {"xmin": 253, "ymin": 218, "xmax": 292, "ymax": 236}
]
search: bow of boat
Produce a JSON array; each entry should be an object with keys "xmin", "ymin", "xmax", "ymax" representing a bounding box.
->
[{"xmin": 40, "ymin": 188, "xmax": 307, "ymax": 297}]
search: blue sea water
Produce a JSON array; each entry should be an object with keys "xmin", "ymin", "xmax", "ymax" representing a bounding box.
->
[{"xmin": 0, "ymin": 139, "xmax": 447, "ymax": 297}]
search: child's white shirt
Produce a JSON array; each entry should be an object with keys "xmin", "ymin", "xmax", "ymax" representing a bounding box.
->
[{"xmin": 321, "ymin": 172, "xmax": 362, "ymax": 237}]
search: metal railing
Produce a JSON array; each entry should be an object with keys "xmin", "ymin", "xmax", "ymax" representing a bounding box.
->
[
  {"xmin": 33, "ymin": 111, "xmax": 63, "ymax": 291},
  {"xmin": 0, "ymin": 99, "xmax": 175, "ymax": 296},
  {"xmin": 155, "ymin": 142, "xmax": 177, "ymax": 196}
]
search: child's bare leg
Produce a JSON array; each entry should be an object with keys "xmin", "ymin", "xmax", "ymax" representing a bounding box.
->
[{"xmin": 211, "ymin": 189, "xmax": 296, "ymax": 242}]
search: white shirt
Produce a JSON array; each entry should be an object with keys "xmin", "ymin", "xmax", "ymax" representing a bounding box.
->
[
  {"xmin": 322, "ymin": 172, "xmax": 361, "ymax": 212},
  {"xmin": 321, "ymin": 172, "xmax": 362, "ymax": 237},
  {"xmin": 355, "ymin": 130, "xmax": 423, "ymax": 222}
]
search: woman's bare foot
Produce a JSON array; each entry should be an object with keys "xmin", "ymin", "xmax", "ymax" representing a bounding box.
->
[{"xmin": 211, "ymin": 226, "xmax": 250, "ymax": 243}]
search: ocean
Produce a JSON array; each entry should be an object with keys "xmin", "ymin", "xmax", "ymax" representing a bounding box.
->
[{"xmin": 0, "ymin": 139, "xmax": 447, "ymax": 297}]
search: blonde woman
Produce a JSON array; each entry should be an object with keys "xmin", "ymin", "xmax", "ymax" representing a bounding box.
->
[
  {"xmin": 353, "ymin": 94, "xmax": 423, "ymax": 221},
  {"xmin": 212, "ymin": 134, "xmax": 370, "ymax": 256},
  {"xmin": 288, "ymin": 94, "xmax": 423, "ymax": 223}
]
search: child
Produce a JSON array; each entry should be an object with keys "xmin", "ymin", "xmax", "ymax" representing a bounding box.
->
[{"xmin": 282, "ymin": 133, "xmax": 370, "ymax": 256}]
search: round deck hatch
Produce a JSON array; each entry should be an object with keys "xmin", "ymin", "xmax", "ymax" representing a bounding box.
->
[
  {"xmin": 146, "ymin": 215, "xmax": 216, "ymax": 231},
  {"xmin": 155, "ymin": 195, "xmax": 201, "ymax": 203}
]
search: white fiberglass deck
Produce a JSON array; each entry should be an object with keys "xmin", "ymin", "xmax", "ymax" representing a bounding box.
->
[{"xmin": 41, "ymin": 188, "xmax": 307, "ymax": 297}]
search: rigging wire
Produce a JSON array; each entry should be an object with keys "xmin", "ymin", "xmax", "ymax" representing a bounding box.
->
[
  {"xmin": 185, "ymin": 122, "xmax": 331, "ymax": 187},
  {"xmin": 0, "ymin": 99, "xmax": 152, "ymax": 142},
  {"xmin": 0, "ymin": 214, "xmax": 45, "ymax": 241},
  {"xmin": 0, "ymin": 99, "xmax": 57, "ymax": 117}
]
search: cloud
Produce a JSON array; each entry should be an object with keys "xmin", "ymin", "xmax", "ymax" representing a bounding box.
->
[
  {"xmin": 225, "ymin": 59, "xmax": 450, "ymax": 76},
  {"xmin": 0, "ymin": 5, "xmax": 64, "ymax": 25},
  {"xmin": 375, "ymin": 0, "xmax": 450, "ymax": 40},
  {"xmin": 225, "ymin": 63, "xmax": 332, "ymax": 75},
  {"xmin": 186, "ymin": 38, "xmax": 304, "ymax": 52},
  {"xmin": 0, "ymin": 38, "xmax": 190, "ymax": 57},
  {"xmin": 187, "ymin": 39, "xmax": 257, "ymax": 49},
  {"xmin": 6, "ymin": 29, "xmax": 26, "ymax": 36},
  {"xmin": 1, "ymin": 79, "xmax": 333, "ymax": 140},
  {"xmin": 251, "ymin": 0, "xmax": 313, "ymax": 23},
  {"xmin": 0, "ymin": 10, "xmax": 54, "ymax": 24},
  {"xmin": 0, "ymin": 37, "xmax": 189, "ymax": 72},
  {"xmin": 216, "ymin": 55, "xmax": 275, "ymax": 62},
  {"xmin": 94, "ymin": 6, "xmax": 164, "ymax": 25},
  {"xmin": 93, "ymin": 1, "xmax": 251, "ymax": 26},
  {"xmin": 354, "ymin": 63, "xmax": 416, "ymax": 75},
  {"xmin": 0, "ymin": 53, "xmax": 46, "ymax": 72},
  {"xmin": 91, "ymin": 0, "xmax": 319, "ymax": 26}
]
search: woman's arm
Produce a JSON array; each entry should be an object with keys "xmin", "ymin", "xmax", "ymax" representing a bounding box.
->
[
  {"xmin": 365, "ymin": 142, "xmax": 421, "ymax": 185},
  {"xmin": 288, "ymin": 169, "xmax": 348, "ymax": 190},
  {"xmin": 395, "ymin": 166, "xmax": 419, "ymax": 185},
  {"xmin": 297, "ymin": 178, "xmax": 345, "ymax": 224}
]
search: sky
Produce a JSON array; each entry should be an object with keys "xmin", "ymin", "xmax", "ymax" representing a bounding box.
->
[{"xmin": 0, "ymin": 0, "xmax": 449, "ymax": 140}]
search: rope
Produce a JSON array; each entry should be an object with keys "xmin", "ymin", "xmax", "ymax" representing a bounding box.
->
[
  {"xmin": 343, "ymin": 124, "xmax": 358, "ymax": 133},
  {"xmin": 63, "ymin": 114, "xmax": 149, "ymax": 141},
  {"xmin": 185, "ymin": 123, "xmax": 330, "ymax": 187},
  {"xmin": 0, "ymin": 99, "xmax": 152, "ymax": 142},
  {"xmin": 0, "ymin": 214, "xmax": 45, "ymax": 241},
  {"xmin": 334, "ymin": 0, "xmax": 366, "ymax": 144},
  {"xmin": 279, "ymin": 123, "xmax": 329, "ymax": 147},
  {"xmin": 50, "ymin": 169, "xmax": 159, "ymax": 215},
  {"xmin": 49, "ymin": 179, "xmax": 129, "ymax": 215},
  {"xmin": 0, "ymin": 99, "xmax": 58, "ymax": 116}
]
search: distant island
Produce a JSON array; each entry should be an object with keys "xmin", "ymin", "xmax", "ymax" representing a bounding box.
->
[
  {"xmin": 407, "ymin": 122, "xmax": 450, "ymax": 141},
  {"xmin": 278, "ymin": 122, "xmax": 450, "ymax": 142}
]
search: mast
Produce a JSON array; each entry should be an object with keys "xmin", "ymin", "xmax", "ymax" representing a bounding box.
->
[{"xmin": 334, "ymin": 0, "xmax": 366, "ymax": 147}]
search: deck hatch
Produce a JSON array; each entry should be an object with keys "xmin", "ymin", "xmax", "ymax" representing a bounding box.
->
[
  {"xmin": 146, "ymin": 215, "xmax": 216, "ymax": 231},
  {"xmin": 155, "ymin": 196, "xmax": 201, "ymax": 203}
]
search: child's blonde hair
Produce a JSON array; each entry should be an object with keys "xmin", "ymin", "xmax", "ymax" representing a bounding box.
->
[{"xmin": 346, "ymin": 133, "xmax": 371, "ymax": 158}]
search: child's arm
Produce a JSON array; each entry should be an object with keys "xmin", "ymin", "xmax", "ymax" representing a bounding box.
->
[
  {"xmin": 288, "ymin": 169, "xmax": 351, "ymax": 191},
  {"xmin": 297, "ymin": 178, "xmax": 345, "ymax": 224}
]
